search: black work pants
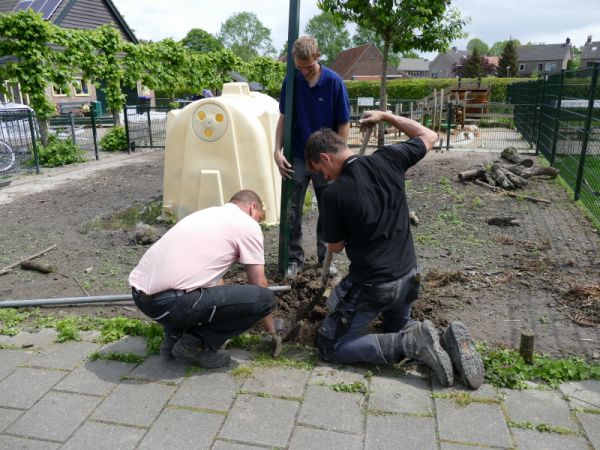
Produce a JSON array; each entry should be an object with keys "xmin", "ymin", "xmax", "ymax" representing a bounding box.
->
[{"xmin": 133, "ymin": 285, "xmax": 276, "ymax": 352}]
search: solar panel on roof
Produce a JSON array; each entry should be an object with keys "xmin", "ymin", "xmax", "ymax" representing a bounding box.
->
[{"xmin": 12, "ymin": 0, "xmax": 63, "ymax": 20}]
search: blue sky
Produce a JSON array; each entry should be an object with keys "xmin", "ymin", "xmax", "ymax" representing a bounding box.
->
[{"xmin": 113, "ymin": 0, "xmax": 600, "ymax": 59}]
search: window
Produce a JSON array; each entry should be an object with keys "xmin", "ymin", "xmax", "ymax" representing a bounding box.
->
[
  {"xmin": 537, "ymin": 63, "xmax": 543, "ymax": 71},
  {"xmin": 73, "ymin": 78, "xmax": 89, "ymax": 96},
  {"xmin": 52, "ymin": 85, "xmax": 66, "ymax": 97},
  {"xmin": 545, "ymin": 63, "xmax": 556, "ymax": 71},
  {"xmin": 519, "ymin": 64, "xmax": 525, "ymax": 72}
]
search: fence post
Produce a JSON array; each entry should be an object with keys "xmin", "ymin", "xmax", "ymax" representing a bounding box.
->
[
  {"xmin": 574, "ymin": 63, "xmax": 599, "ymax": 200},
  {"xmin": 534, "ymin": 74, "xmax": 546, "ymax": 154},
  {"xmin": 123, "ymin": 105, "xmax": 132, "ymax": 154},
  {"xmin": 549, "ymin": 69, "xmax": 565, "ymax": 165},
  {"xmin": 446, "ymin": 102, "xmax": 453, "ymax": 151},
  {"xmin": 146, "ymin": 105, "xmax": 153, "ymax": 148},
  {"xmin": 68, "ymin": 112, "xmax": 76, "ymax": 145},
  {"xmin": 27, "ymin": 109, "xmax": 40, "ymax": 174},
  {"xmin": 90, "ymin": 106, "xmax": 99, "ymax": 160}
]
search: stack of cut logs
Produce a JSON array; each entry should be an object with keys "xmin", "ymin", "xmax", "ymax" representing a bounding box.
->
[{"xmin": 457, "ymin": 147, "xmax": 560, "ymax": 204}]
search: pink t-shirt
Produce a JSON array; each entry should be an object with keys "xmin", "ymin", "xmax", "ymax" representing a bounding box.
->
[{"xmin": 129, "ymin": 203, "xmax": 264, "ymax": 294}]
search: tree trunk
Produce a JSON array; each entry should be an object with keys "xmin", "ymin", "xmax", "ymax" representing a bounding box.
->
[
  {"xmin": 501, "ymin": 147, "xmax": 533, "ymax": 167},
  {"xmin": 37, "ymin": 118, "xmax": 50, "ymax": 147},
  {"xmin": 112, "ymin": 109, "xmax": 121, "ymax": 127},
  {"xmin": 378, "ymin": 39, "xmax": 390, "ymax": 148}
]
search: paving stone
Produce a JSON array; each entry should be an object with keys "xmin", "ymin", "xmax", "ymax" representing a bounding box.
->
[
  {"xmin": 170, "ymin": 372, "xmax": 240, "ymax": 411},
  {"xmin": 365, "ymin": 415, "xmax": 436, "ymax": 449},
  {"xmin": 219, "ymin": 395, "xmax": 298, "ymax": 447},
  {"xmin": 91, "ymin": 382, "xmax": 175, "ymax": 427},
  {"xmin": 432, "ymin": 381, "xmax": 498, "ymax": 401},
  {"xmin": 577, "ymin": 412, "xmax": 600, "ymax": 449},
  {"xmin": 440, "ymin": 444, "xmax": 488, "ymax": 449},
  {"xmin": 0, "ymin": 435, "xmax": 60, "ymax": 449},
  {"xmin": 98, "ymin": 336, "xmax": 147, "ymax": 357},
  {"xmin": 243, "ymin": 367, "xmax": 309, "ymax": 398},
  {"xmin": 289, "ymin": 425, "xmax": 363, "ymax": 450},
  {"xmin": 212, "ymin": 441, "xmax": 265, "ymax": 450},
  {"xmin": 511, "ymin": 428, "xmax": 589, "ymax": 450},
  {"xmin": 298, "ymin": 385, "xmax": 364, "ymax": 434},
  {"xmin": 0, "ymin": 367, "xmax": 65, "ymax": 409},
  {"xmin": 310, "ymin": 364, "xmax": 367, "ymax": 386},
  {"xmin": 560, "ymin": 380, "xmax": 600, "ymax": 411},
  {"xmin": 78, "ymin": 330, "xmax": 102, "ymax": 342},
  {"xmin": 435, "ymin": 399, "xmax": 512, "ymax": 447},
  {"xmin": 128, "ymin": 355, "xmax": 188, "ymax": 383},
  {"xmin": 0, "ymin": 406, "xmax": 22, "ymax": 432},
  {"xmin": 54, "ymin": 359, "xmax": 136, "ymax": 396},
  {"xmin": 229, "ymin": 348, "xmax": 251, "ymax": 364},
  {"xmin": 504, "ymin": 389, "xmax": 577, "ymax": 430},
  {"xmin": 0, "ymin": 328, "xmax": 57, "ymax": 349},
  {"xmin": 26, "ymin": 341, "xmax": 99, "ymax": 370},
  {"xmin": 6, "ymin": 391, "xmax": 101, "ymax": 442},
  {"xmin": 138, "ymin": 408, "xmax": 223, "ymax": 449},
  {"xmin": 62, "ymin": 421, "xmax": 145, "ymax": 450},
  {"xmin": 0, "ymin": 349, "xmax": 32, "ymax": 381},
  {"xmin": 368, "ymin": 374, "xmax": 432, "ymax": 415}
]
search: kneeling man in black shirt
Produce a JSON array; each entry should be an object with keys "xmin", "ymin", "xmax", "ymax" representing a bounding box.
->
[{"xmin": 305, "ymin": 111, "xmax": 484, "ymax": 389}]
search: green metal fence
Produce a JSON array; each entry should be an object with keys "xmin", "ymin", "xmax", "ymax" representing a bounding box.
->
[
  {"xmin": 123, "ymin": 105, "xmax": 171, "ymax": 150},
  {"xmin": 508, "ymin": 63, "xmax": 600, "ymax": 224}
]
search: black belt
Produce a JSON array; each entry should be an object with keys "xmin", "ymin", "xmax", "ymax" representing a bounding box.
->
[{"xmin": 132, "ymin": 287, "xmax": 188, "ymax": 303}]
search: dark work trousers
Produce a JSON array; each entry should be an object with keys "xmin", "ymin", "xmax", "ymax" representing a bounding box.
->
[
  {"xmin": 289, "ymin": 157, "xmax": 329, "ymax": 265},
  {"xmin": 133, "ymin": 285, "xmax": 276, "ymax": 352},
  {"xmin": 317, "ymin": 267, "xmax": 420, "ymax": 365}
]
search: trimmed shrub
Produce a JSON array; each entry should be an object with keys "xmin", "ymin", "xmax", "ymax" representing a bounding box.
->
[
  {"xmin": 34, "ymin": 135, "xmax": 86, "ymax": 168},
  {"xmin": 99, "ymin": 126, "xmax": 128, "ymax": 152}
]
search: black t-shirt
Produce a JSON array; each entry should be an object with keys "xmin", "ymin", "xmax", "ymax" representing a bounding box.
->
[{"xmin": 321, "ymin": 137, "xmax": 427, "ymax": 283}]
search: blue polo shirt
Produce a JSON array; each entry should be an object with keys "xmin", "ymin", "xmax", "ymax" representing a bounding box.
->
[{"xmin": 279, "ymin": 65, "xmax": 350, "ymax": 161}]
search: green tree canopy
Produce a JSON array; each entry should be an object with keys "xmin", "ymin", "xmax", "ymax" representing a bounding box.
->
[
  {"xmin": 304, "ymin": 11, "xmax": 351, "ymax": 66},
  {"xmin": 461, "ymin": 47, "xmax": 483, "ymax": 77},
  {"xmin": 498, "ymin": 39, "xmax": 519, "ymax": 77},
  {"xmin": 321, "ymin": 0, "xmax": 467, "ymax": 145},
  {"xmin": 217, "ymin": 12, "xmax": 275, "ymax": 60},
  {"xmin": 489, "ymin": 39, "xmax": 521, "ymax": 56},
  {"xmin": 181, "ymin": 28, "xmax": 223, "ymax": 53},
  {"xmin": 467, "ymin": 38, "xmax": 489, "ymax": 55}
]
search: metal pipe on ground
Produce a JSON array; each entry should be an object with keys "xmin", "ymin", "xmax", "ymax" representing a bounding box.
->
[{"xmin": 0, "ymin": 285, "xmax": 292, "ymax": 308}]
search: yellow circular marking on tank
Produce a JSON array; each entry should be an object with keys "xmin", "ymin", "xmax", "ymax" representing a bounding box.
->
[
  {"xmin": 204, "ymin": 129, "xmax": 213, "ymax": 138},
  {"xmin": 197, "ymin": 110, "xmax": 206, "ymax": 120},
  {"xmin": 192, "ymin": 103, "xmax": 228, "ymax": 142},
  {"xmin": 215, "ymin": 113, "xmax": 224, "ymax": 123}
]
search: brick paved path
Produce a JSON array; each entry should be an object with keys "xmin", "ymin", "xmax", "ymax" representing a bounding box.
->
[{"xmin": 1, "ymin": 330, "xmax": 599, "ymax": 449}]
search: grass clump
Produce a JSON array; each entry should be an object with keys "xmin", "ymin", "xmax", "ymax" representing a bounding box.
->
[
  {"xmin": 0, "ymin": 308, "xmax": 32, "ymax": 336},
  {"xmin": 89, "ymin": 351, "xmax": 145, "ymax": 364},
  {"xmin": 330, "ymin": 381, "xmax": 368, "ymax": 394},
  {"xmin": 478, "ymin": 343, "xmax": 600, "ymax": 389}
]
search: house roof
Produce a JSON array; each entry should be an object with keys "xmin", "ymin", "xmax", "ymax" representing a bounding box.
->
[
  {"xmin": 517, "ymin": 43, "xmax": 571, "ymax": 62},
  {"xmin": 444, "ymin": 48, "xmax": 468, "ymax": 64},
  {"xmin": 330, "ymin": 43, "xmax": 374, "ymax": 79},
  {"xmin": 486, "ymin": 56, "xmax": 499, "ymax": 67},
  {"xmin": 0, "ymin": 0, "xmax": 138, "ymax": 43},
  {"xmin": 397, "ymin": 58, "xmax": 429, "ymax": 71},
  {"xmin": 228, "ymin": 71, "xmax": 263, "ymax": 91},
  {"xmin": 581, "ymin": 41, "xmax": 600, "ymax": 60}
]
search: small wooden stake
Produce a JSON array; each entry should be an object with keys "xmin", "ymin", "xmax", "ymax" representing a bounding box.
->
[{"xmin": 519, "ymin": 330, "xmax": 535, "ymax": 364}]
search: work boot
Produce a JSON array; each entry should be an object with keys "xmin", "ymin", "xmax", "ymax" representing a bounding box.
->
[
  {"xmin": 172, "ymin": 333, "xmax": 231, "ymax": 368},
  {"xmin": 286, "ymin": 262, "xmax": 302, "ymax": 279},
  {"xmin": 160, "ymin": 326, "xmax": 181, "ymax": 361},
  {"xmin": 401, "ymin": 320, "xmax": 453, "ymax": 387},
  {"xmin": 258, "ymin": 332, "xmax": 283, "ymax": 358},
  {"xmin": 440, "ymin": 321, "xmax": 485, "ymax": 390}
]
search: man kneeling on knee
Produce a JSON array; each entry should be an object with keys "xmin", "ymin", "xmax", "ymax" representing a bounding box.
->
[
  {"xmin": 306, "ymin": 111, "xmax": 484, "ymax": 389},
  {"xmin": 129, "ymin": 190, "xmax": 278, "ymax": 368}
]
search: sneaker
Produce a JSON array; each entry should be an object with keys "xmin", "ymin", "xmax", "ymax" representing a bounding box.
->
[
  {"xmin": 160, "ymin": 326, "xmax": 181, "ymax": 360},
  {"xmin": 440, "ymin": 321, "xmax": 484, "ymax": 390},
  {"xmin": 286, "ymin": 262, "xmax": 302, "ymax": 279},
  {"xmin": 172, "ymin": 334, "xmax": 231, "ymax": 368},
  {"xmin": 401, "ymin": 320, "xmax": 453, "ymax": 387}
]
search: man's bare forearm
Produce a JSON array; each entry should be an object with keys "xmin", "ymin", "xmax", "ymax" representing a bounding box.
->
[{"xmin": 361, "ymin": 110, "xmax": 438, "ymax": 150}]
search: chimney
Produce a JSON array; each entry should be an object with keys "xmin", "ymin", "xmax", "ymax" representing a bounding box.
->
[
  {"xmin": 587, "ymin": 35, "xmax": 593, "ymax": 44},
  {"xmin": 565, "ymin": 37, "xmax": 571, "ymax": 45}
]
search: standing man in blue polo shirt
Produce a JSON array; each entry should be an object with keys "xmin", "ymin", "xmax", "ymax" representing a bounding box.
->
[{"xmin": 274, "ymin": 35, "xmax": 351, "ymax": 279}]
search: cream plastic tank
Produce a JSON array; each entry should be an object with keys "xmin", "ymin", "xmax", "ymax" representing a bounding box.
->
[{"xmin": 163, "ymin": 82, "xmax": 281, "ymax": 224}]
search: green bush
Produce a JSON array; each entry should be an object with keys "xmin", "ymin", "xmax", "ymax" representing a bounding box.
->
[
  {"xmin": 99, "ymin": 126, "xmax": 128, "ymax": 152},
  {"xmin": 34, "ymin": 135, "xmax": 86, "ymax": 168}
]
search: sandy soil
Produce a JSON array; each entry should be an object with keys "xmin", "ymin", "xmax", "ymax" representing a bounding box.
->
[{"xmin": 0, "ymin": 148, "xmax": 598, "ymax": 360}]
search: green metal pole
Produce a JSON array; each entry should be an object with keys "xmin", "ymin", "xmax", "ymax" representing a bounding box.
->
[
  {"xmin": 574, "ymin": 63, "xmax": 599, "ymax": 200},
  {"xmin": 278, "ymin": 0, "xmax": 300, "ymax": 277},
  {"xmin": 27, "ymin": 110, "xmax": 39, "ymax": 174},
  {"xmin": 445, "ymin": 103, "xmax": 453, "ymax": 151},
  {"xmin": 549, "ymin": 69, "xmax": 565, "ymax": 165},
  {"xmin": 90, "ymin": 105, "xmax": 99, "ymax": 160},
  {"xmin": 534, "ymin": 74, "xmax": 545, "ymax": 154},
  {"xmin": 123, "ymin": 105, "xmax": 131, "ymax": 154}
]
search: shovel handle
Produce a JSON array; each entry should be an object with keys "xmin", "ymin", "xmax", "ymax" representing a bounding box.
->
[
  {"xmin": 320, "ymin": 247, "xmax": 333, "ymax": 286},
  {"xmin": 358, "ymin": 126, "xmax": 373, "ymax": 156}
]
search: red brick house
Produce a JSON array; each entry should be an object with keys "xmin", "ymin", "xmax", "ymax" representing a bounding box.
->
[{"xmin": 330, "ymin": 43, "xmax": 403, "ymax": 81}]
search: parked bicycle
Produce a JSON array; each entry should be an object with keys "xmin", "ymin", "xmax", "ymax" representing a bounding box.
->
[{"xmin": 0, "ymin": 139, "xmax": 15, "ymax": 174}]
